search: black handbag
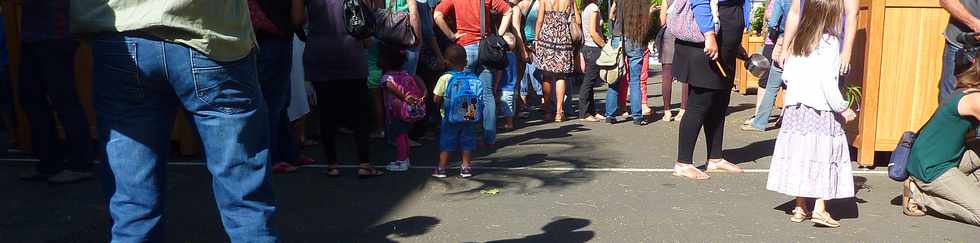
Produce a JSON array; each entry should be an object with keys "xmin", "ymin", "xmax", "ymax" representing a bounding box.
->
[
  {"xmin": 344, "ymin": 0, "xmax": 374, "ymax": 39},
  {"xmin": 373, "ymin": 0, "xmax": 417, "ymax": 47},
  {"xmin": 477, "ymin": 0, "xmax": 510, "ymax": 70}
]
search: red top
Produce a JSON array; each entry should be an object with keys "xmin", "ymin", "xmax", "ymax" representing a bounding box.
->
[{"xmin": 435, "ymin": 0, "xmax": 511, "ymax": 46}]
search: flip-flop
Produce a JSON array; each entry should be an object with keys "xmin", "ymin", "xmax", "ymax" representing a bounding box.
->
[
  {"xmin": 357, "ymin": 167, "xmax": 384, "ymax": 179},
  {"xmin": 672, "ymin": 164, "xmax": 710, "ymax": 180},
  {"xmin": 323, "ymin": 167, "xmax": 341, "ymax": 178}
]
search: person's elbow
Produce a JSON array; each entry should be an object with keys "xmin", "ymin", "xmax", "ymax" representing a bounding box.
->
[
  {"xmin": 434, "ymin": 11, "xmax": 446, "ymax": 22},
  {"xmin": 940, "ymin": 0, "xmax": 957, "ymax": 10}
]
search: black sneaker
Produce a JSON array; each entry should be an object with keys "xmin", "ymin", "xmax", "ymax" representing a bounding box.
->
[
  {"xmin": 432, "ymin": 167, "xmax": 448, "ymax": 178},
  {"xmin": 633, "ymin": 119, "xmax": 649, "ymax": 126},
  {"xmin": 605, "ymin": 117, "xmax": 617, "ymax": 124},
  {"xmin": 460, "ymin": 166, "xmax": 473, "ymax": 178}
]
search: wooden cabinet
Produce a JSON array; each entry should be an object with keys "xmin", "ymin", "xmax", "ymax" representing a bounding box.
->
[{"xmin": 855, "ymin": 0, "xmax": 949, "ymax": 166}]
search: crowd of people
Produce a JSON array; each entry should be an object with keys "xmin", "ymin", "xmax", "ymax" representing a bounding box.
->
[{"xmin": 0, "ymin": 0, "xmax": 978, "ymax": 241}]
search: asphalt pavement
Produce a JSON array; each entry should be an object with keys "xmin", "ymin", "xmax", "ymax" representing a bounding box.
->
[{"xmin": 2, "ymin": 76, "xmax": 977, "ymax": 242}]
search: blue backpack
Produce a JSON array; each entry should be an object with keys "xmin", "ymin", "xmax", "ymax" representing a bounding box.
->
[{"xmin": 443, "ymin": 71, "xmax": 484, "ymax": 124}]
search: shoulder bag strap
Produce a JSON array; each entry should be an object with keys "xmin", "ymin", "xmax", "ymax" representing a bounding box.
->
[{"xmin": 480, "ymin": 0, "xmax": 488, "ymax": 38}]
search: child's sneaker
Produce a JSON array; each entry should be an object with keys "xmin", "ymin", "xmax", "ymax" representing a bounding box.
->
[
  {"xmin": 460, "ymin": 166, "xmax": 473, "ymax": 178},
  {"xmin": 386, "ymin": 160, "xmax": 410, "ymax": 172},
  {"xmin": 272, "ymin": 162, "xmax": 298, "ymax": 173},
  {"xmin": 432, "ymin": 167, "xmax": 448, "ymax": 178}
]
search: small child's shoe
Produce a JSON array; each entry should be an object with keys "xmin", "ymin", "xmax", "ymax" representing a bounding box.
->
[
  {"xmin": 386, "ymin": 160, "xmax": 410, "ymax": 172},
  {"xmin": 272, "ymin": 162, "xmax": 298, "ymax": 173},
  {"xmin": 460, "ymin": 166, "xmax": 473, "ymax": 178},
  {"xmin": 432, "ymin": 167, "xmax": 448, "ymax": 178}
]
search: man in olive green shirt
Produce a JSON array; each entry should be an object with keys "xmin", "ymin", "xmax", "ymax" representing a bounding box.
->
[{"xmin": 72, "ymin": 1, "xmax": 278, "ymax": 242}]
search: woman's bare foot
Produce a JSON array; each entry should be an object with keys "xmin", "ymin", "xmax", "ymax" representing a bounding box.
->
[
  {"xmin": 672, "ymin": 163, "xmax": 710, "ymax": 180},
  {"xmin": 706, "ymin": 159, "xmax": 744, "ymax": 173}
]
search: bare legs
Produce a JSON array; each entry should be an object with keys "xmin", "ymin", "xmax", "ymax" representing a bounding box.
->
[
  {"xmin": 541, "ymin": 79, "xmax": 555, "ymax": 120},
  {"xmin": 555, "ymin": 79, "xmax": 566, "ymax": 121}
]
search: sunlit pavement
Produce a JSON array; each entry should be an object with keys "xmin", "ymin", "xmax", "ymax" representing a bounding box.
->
[{"xmin": 3, "ymin": 76, "xmax": 976, "ymax": 242}]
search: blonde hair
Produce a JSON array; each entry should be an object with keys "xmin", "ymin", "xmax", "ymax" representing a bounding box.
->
[{"xmin": 789, "ymin": 0, "xmax": 844, "ymax": 56}]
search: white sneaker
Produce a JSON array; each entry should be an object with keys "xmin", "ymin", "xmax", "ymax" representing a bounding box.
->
[
  {"xmin": 385, "ymin": 160, "xmax": 410, "ymax": 172},
  {"xmin": 408, "ymin": 139, "xmax": 422, "ymax": 147},
  {"xmin": 48, "ymin": 170, "xmax": 94, "ymax": 184}
]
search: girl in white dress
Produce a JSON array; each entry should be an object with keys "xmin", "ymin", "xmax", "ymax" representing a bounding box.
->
[{"xmin": 766, "ymin": 0, "xmax": 859, "ymax": 228}]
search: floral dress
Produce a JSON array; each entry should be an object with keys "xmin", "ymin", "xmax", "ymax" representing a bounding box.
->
[{"xmin": 535, "ymin": 5, "xmax": 575, "ymax": 76}]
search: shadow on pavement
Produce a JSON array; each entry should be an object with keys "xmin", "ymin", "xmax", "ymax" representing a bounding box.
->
[
  {"xmin": 771, "ymin": 176, "xmax": 872, "ymax": 220},
  {"xmin": 485, "ymin": 217, "xmax": 594, "ymax": 243},
  {"xmin": 723, "ymin": 139, "xmax": 775, "ymax": 164}
]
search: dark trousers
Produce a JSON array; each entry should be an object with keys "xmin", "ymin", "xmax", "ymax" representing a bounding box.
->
[
  {"xmin": 0, "ymin": 64, "xmax": 12, "ymax": 152},
  {"xmin": 19, "ymin": 39, "xmax": 92, "ymax": 173},
  {"xmin": 677, "ymin": 86, "xmax": 731, "ymax": 164},
  {"xmin": 314, "ymin": 80, "xmax": 371, "ymax": 164},
  {"xmin": 256, "ymin": 38, "xmax": 293, "ymax": 163},
  {"xmin": 277, "ymin": 109, "xmax": 300, "ymax": 163},
  {"xmin": 579, "ymin": 46, "xmax": 602, "ymax": 117}
]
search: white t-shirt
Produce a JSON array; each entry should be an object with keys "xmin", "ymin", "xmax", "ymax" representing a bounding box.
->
[{"xmin": 582, "ymin": 3, "xmax": 602, "ymax": 47}]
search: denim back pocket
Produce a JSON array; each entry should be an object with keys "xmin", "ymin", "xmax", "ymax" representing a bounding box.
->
[
  {"xmin": 190, "ymin": 50, "xmax": 260, "ymax": 115},
  {"xmin": 91, "ymin": 39, "xmax": 142, "ymax": 102}
]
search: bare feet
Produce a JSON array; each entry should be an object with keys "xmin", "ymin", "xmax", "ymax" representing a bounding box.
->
[
  {"xmin": 672, "ymin": 163, "xmax": 710, "ymax": 180},
  {"xmin": 706, "ymin": 159, "xmax": 744, "ymax": 173}
]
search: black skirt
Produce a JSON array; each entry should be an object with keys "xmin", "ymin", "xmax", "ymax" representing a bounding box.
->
[{"xmin": 672, "ymin": 3, "xmax": 745, "ymax": 90}]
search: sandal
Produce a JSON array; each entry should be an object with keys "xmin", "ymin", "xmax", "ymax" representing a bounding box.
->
[
  {"xmin": 581, "ymin": 115, "xmax": 601, "ymax": 122},
  {"xmin": 357, "ymin": 166, "xmax": 384, "ymax": 179},
  {"xmin": 903, "ymin": 180, "xmax": 927, "ymax": 217},
  {"xmin": 706, "ymin": 159, "xmax": 744, "ymax": 173},
  {"xmin": 790, "ymin": 208, "xmax": 810, "ymax": 223},
  {"xmin": 810, "ymin": 211, "xmax": 840, "ymax": 228},
  {"xmin": 672, "ymin": 164, "xmax": 710, "ymax": 180},
  {"xmin": 555, "ymin": 112, "xmax": 566, "ymax": 123},
  {"xmin": 324, "ymin": 165, "xmax": 341, "ymax": 178}
]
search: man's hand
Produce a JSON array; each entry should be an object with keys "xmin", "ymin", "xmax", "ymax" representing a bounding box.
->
[{"xmin": 454, "ymin": 32, "xmax": 468, "ymax": 41}]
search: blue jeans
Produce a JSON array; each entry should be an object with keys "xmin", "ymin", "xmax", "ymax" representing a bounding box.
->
[
  {"xmin": 404, "ymin": 47, "xmax": 420, "ymax": 75},
  {"xmin": 940, "ymin": 42, "xmax": 975, "ymax": 101},
  {"xmin": 92, "ymin": 33, "xmax": 277, "ymax": 243},
  {"xmin": 605, "ymin": 37, "xmax": 645, "ymax": 121},
  {"xmin": 500, "ymin": 90, "xmax": 516, "ymax": 117},
  {"xmin": 750, "ymin": 64, "xmax": 784, "ymax": 130},
  {"xmin": 19, "ymin": 39, "xmax": 93, "ymax": 173},
  {"xmin": 463, "ymin": 44, "xmax": 496, "ymax": 145},
  {"xmin": 521, "ymin": 63, "xmax": 543, "ymax": 97},
  {"xmin": 256, "ymin": 38, "xmax": 293, "ymax": 163}
]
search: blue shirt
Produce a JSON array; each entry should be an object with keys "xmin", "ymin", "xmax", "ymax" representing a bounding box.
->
[
  {"xmin": 692, "ymin": 0, "xmax": 751, "ymax": 33},
  {"xmin": 768, "ymin": 0, "xmax": 792, "ymax": 32}
]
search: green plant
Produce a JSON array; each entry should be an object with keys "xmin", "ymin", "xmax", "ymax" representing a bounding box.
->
[
  {"xmin": 845, "ymin": 85, "xmax": 862, "ymax": 110},
  {"xmin": 750, "ymin": 6, "xmax": 765, "ymax": 35}
]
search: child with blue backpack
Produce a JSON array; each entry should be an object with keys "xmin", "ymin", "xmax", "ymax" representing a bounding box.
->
[
  {"xmin": 432, "ymin": 44, "xmax": 484, "ymax": 178},
  {"xmin": 380, "ymin": 45, "xmax": 428, "ymax": 172}
]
